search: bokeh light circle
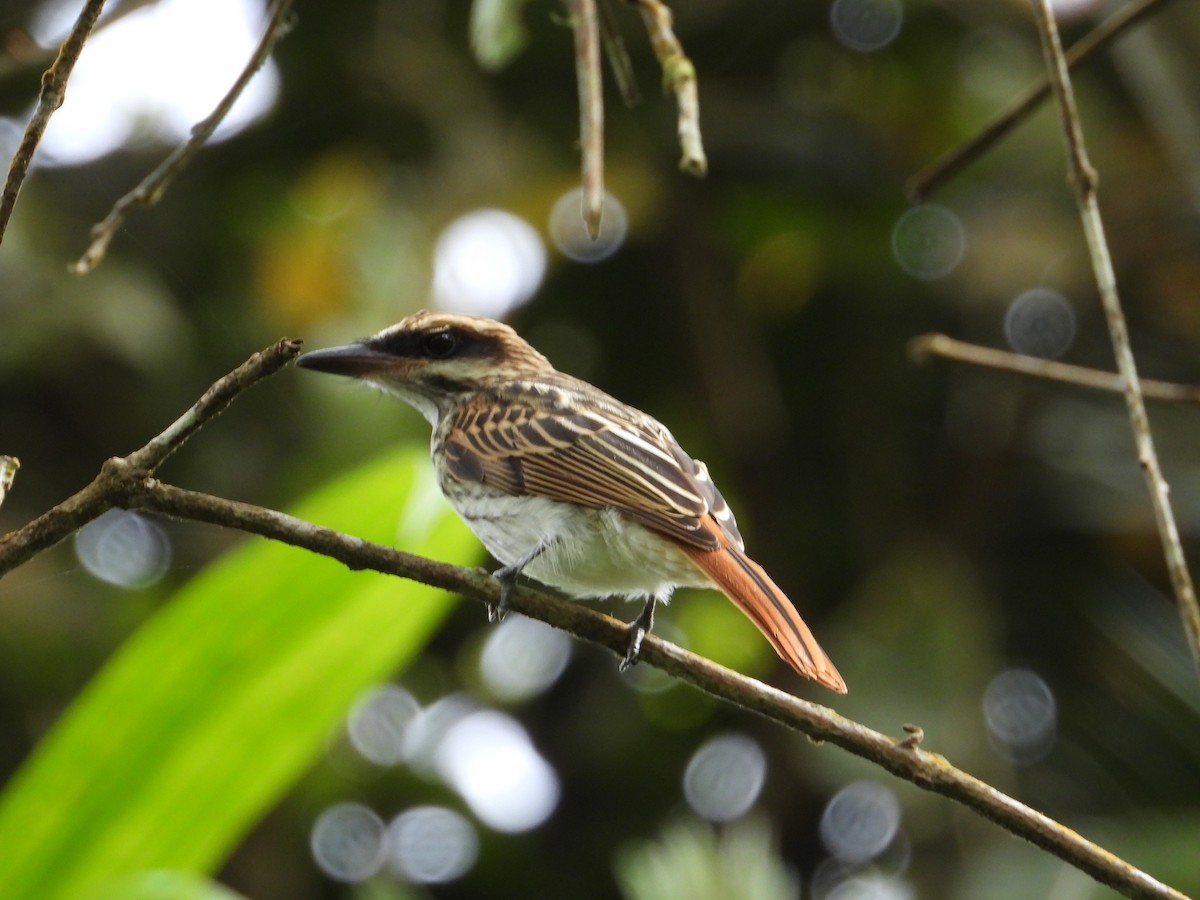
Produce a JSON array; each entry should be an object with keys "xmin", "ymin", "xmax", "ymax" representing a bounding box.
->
[
  {"xmin": 892, "ymin": 204, "xmax": 965, "ymax": 280},
  {"xmin": 549, "ymin": 187, "xmax": 629, "ymax": 262},
  {"xmin": 682, "ymin": 733, "xmax": 767, "ymax": 822},
  {"xmin": 479, "ymin": 615, "xmax": 572, "ymax": 702},
  {"xmin": 432, "ymin": 209, "xmax": 546, "ymax": 318},
  {"xmin": 34, "ymin": 0, "xmax": 278, "ymax": 165},
  {"xmin": 1003, "ymin": 288, "xmax": 1076, "ymax": 359},
  {"xmin": 310, "ymin": 802, "xmax": 386, "ymax": 883},
  {"xmin": 830, "ymin": 0, "xmax": 904, "ymax": 53},
  {"xmin": 347, "ymin": 684, "xmax": 420, "ymax": 766},
  {"xmin": 387, "ymin": 806, "xmax": 479, "ymax": 884},
  {"xmin": 820, "ymin": 781, "xmax": 901, "ymax": 864},
  {"xmin": 74, "ymin": 509, "xmax": 171, "ymax": 589},
  {"xmin": 983, "ymin": 668, "xmax": 1057, "ymax": 763},
  {"xmin": 434, "ymin": 710, "xmax": 559, "ymax": 832}
]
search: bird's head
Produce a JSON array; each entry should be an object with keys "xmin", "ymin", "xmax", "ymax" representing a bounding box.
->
[{"xmin": 296, "ymin": 311, "xmax": 553, "ymax": 423}]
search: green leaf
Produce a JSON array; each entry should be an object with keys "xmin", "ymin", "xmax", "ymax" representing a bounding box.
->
[
  {"xmin": 469, "ymin": 0, "xmax": 535, "ymax": 71},
  {"xmin": 0, "ymin": 447, "xmax": 479, "ymax": 900},
  {"xmin": 83, "ymin": 869, "xmax": 248, "ymax": 900}
]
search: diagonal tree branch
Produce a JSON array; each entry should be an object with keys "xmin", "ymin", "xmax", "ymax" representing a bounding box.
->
[
  {"xmin": 0, "ymin": 340, "xmax": 1189, "ymax": 900},
  {"xmin": 71, "ymin": 0, "xmax": 296, "ymax": 274},
  {"xmin": 1030, "ymin": 0, "xmax": 1200, "ymax": 672},
  {"xmin": 57, "ymin": 480, "xmax": 1200, "ymax": 900},
  {"xmin": 0, "ymin": 339, "xmax": 301, "ymax": 579},
  {"xmin": 909, "ymin": 333, "xmax": 1200, "ymax": 406},
  {"xmin": 128, "ymin": 339, "xmax": 303, "ymax": 471},
  {"xmin": 908, "ymin": 0, "xmax": 1177, "ymax": 201},
  {"xmin": 0, "ymin": 0, "xmax": 109, "ymax": 249}
]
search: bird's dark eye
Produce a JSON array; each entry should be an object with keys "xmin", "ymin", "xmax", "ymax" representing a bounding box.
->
[{"xmin": 422, "ymin": 330, "xmax": 459, "ymax": 359}]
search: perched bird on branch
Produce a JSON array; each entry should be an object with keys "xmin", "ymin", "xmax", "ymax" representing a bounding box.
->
[{"xmin": 298, "ymin": 311, "xmax": 845, "ymax": 693}]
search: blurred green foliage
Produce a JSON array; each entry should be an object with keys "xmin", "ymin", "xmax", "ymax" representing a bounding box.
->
[
  {"xmin": 615, "ymin": 817, "xmax": 799, "ymax": 900},
  {"xmin": 0, "ymin": 449, "xmax": 475, "ymax": 898}
]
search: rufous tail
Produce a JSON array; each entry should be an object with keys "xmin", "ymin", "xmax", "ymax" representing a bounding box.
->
[{"xmin": 681, "ymin": 542, "xmax": 847, "ymax": 693}]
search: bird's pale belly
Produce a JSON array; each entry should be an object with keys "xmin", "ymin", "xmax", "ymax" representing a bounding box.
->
[{"xmin": 441, "ymin": 480, "xmax": 711, "ymax": 601}]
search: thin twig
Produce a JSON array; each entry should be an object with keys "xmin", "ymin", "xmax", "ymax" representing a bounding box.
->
[
  {"xmin": 909, "ymin": 334, "xmax": 1200, "ymax": 406},
  {"xmin": 0, "ymin": 339, "xmax": 301, "ymax": 578},
  {"xmin": 908, "ymin": 0, "xmax": 1176, "ymax": 201},
  {"xmin": 598, "ymin": 0, "xmax": 641, "ymax": 107},
  {"xmin": 0, "ymin": 457, "xmax": 19, "ymax": 511},
  {"xmin": 632, "ymin": 0, "xmax": 706, "ymax": 176},
  {"xmin": 570, "ymin": 0, "xmax": 605, "ymax": 238},
  {"xmin": 0, "ymin": 339, "xmax": 1189, "ymax": 900},
  {"xmin": 0, "ymin": 0, "xmax": 108, "ymax": 249},
  {"xmin": 129, "ymin": 338, "xmax": 303, "ymax": 471},
  {"xmin": 1029, "ymin": 0, "xmax": 1200, "ymax": 670},
  {"xmin": 71, "ymin": 0, "xmax": 296, "ymax": 274},
  {"xmin": 0, "ymin": 0, "xmax": 162, "ymax": 83}
]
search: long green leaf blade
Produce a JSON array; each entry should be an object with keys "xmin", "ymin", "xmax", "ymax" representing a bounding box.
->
[{"xmin": 0, "ymin": 447, "xmax": 478, "ymax": 899}]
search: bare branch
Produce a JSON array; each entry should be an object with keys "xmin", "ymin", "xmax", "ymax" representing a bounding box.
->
[
  {"xmin": 0, "ymin": 338, "xmax": 302, "ymax": 578},
  {"xmin": 909, "ymin": 333, "xmax": 1200, "ymax": 406},
  {"xmin": 0, "ymin": 459, "xmax": 117, "ymax": 580},
  {"xmin": 1029, "ymin": 0, "xmax": 1200, "ymax": 669},
  {"xmin": 570, "ymin": 0, "xmax": 605, "ymax": 238},
  {"xmin": 128, "ymin": 338, "xmax": 303, "ymax": 472},
  {"xmin": 102, "ymin": 479, "xmax": 1200, "ymax": 900},
  {"xmin": 0, "ymin": 335, "xmax": 1189, "ymax": 899},
  {"xmin": 0, "ymin": 0, "xmax": 108, "ymax": 249},
  {"xmin": 71, "ymin": 0, "xmax": 297, "ymax": 274},
  {"xmin": 632, "ymin": 0, "xmax": 706, "ymax": 176},
  {"xmin": 908, "ymin": 0, "xmax": 1176, "ymax": 201}
]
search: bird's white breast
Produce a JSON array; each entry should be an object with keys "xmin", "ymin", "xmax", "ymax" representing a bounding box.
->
[{"xmin": 440, "ymin": 479, "xmax": 711, "ymax": 602}]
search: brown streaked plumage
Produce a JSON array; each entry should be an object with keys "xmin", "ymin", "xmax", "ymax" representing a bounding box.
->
[{"xmin": 297, "ymin": 311, "xmax": 846, "ymax": 693}]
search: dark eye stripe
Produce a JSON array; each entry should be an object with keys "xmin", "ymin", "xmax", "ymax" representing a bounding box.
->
[{"xmin": 369, "ymin": 324, "xmax": 504, "ymax": 362}]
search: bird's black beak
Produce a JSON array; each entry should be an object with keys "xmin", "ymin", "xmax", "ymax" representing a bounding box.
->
[{"xmin": 296, "ymin": 343, "xmax": 395, "ymax": 378}]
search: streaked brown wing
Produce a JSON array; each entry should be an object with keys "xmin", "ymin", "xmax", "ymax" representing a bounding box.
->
[{"xmin": 441, "ymin": 381, "xmax": 729, "ymax": 551}]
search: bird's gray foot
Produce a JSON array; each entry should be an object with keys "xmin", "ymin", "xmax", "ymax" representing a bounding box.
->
[
  {"xmin": 489, "ymin": 562, "xmax": 521, "ymax": 623},
  {"xmin": 489, "ymin": 542, "xmax": 551, "ymax": 623},
  {"xmin": 619, "ymin": 596, "xmax": 658, "ymax": 671}
]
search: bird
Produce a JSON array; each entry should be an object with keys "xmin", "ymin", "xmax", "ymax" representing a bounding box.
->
[{"xmin": 296, "ymin": 311, "xmax": 846, "ymax": 693}]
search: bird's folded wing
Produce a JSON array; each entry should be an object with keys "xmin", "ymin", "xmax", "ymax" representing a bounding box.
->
[
  {"xmin": 442, "ymin": 391, "xmax": 722, "ymax": 550},
  {"xmin": 443, "ymin": 385, "xmax": 847, "ymax": 691}
]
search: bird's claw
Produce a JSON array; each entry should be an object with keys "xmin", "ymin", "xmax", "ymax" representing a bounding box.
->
[
  {"xmin": 489, "ymin": 564, "xmax": 519, "ymax": 623},
  {"xmin": 618, "ymin": 596, "xmax": 657, "ymax": 672},
  {"xmin": 619, "ymin": 623, "xmax": 646, "ymax": 671}
]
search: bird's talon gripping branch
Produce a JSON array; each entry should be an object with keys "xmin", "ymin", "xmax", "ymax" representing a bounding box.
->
[
  {"xmin": 619, "ymin": 596, "xmax": 657, "ymax": 671},
  {"xmin": 619, "ymin": 628, "xmax": 643, "ymax": 671},
  {"xmin": 490, "ymin": 563, "xmax": 521, "ymax": 623},
  {"xmin": 489, "ymin": 542, "xmax": 550, "ymax": 622}
]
